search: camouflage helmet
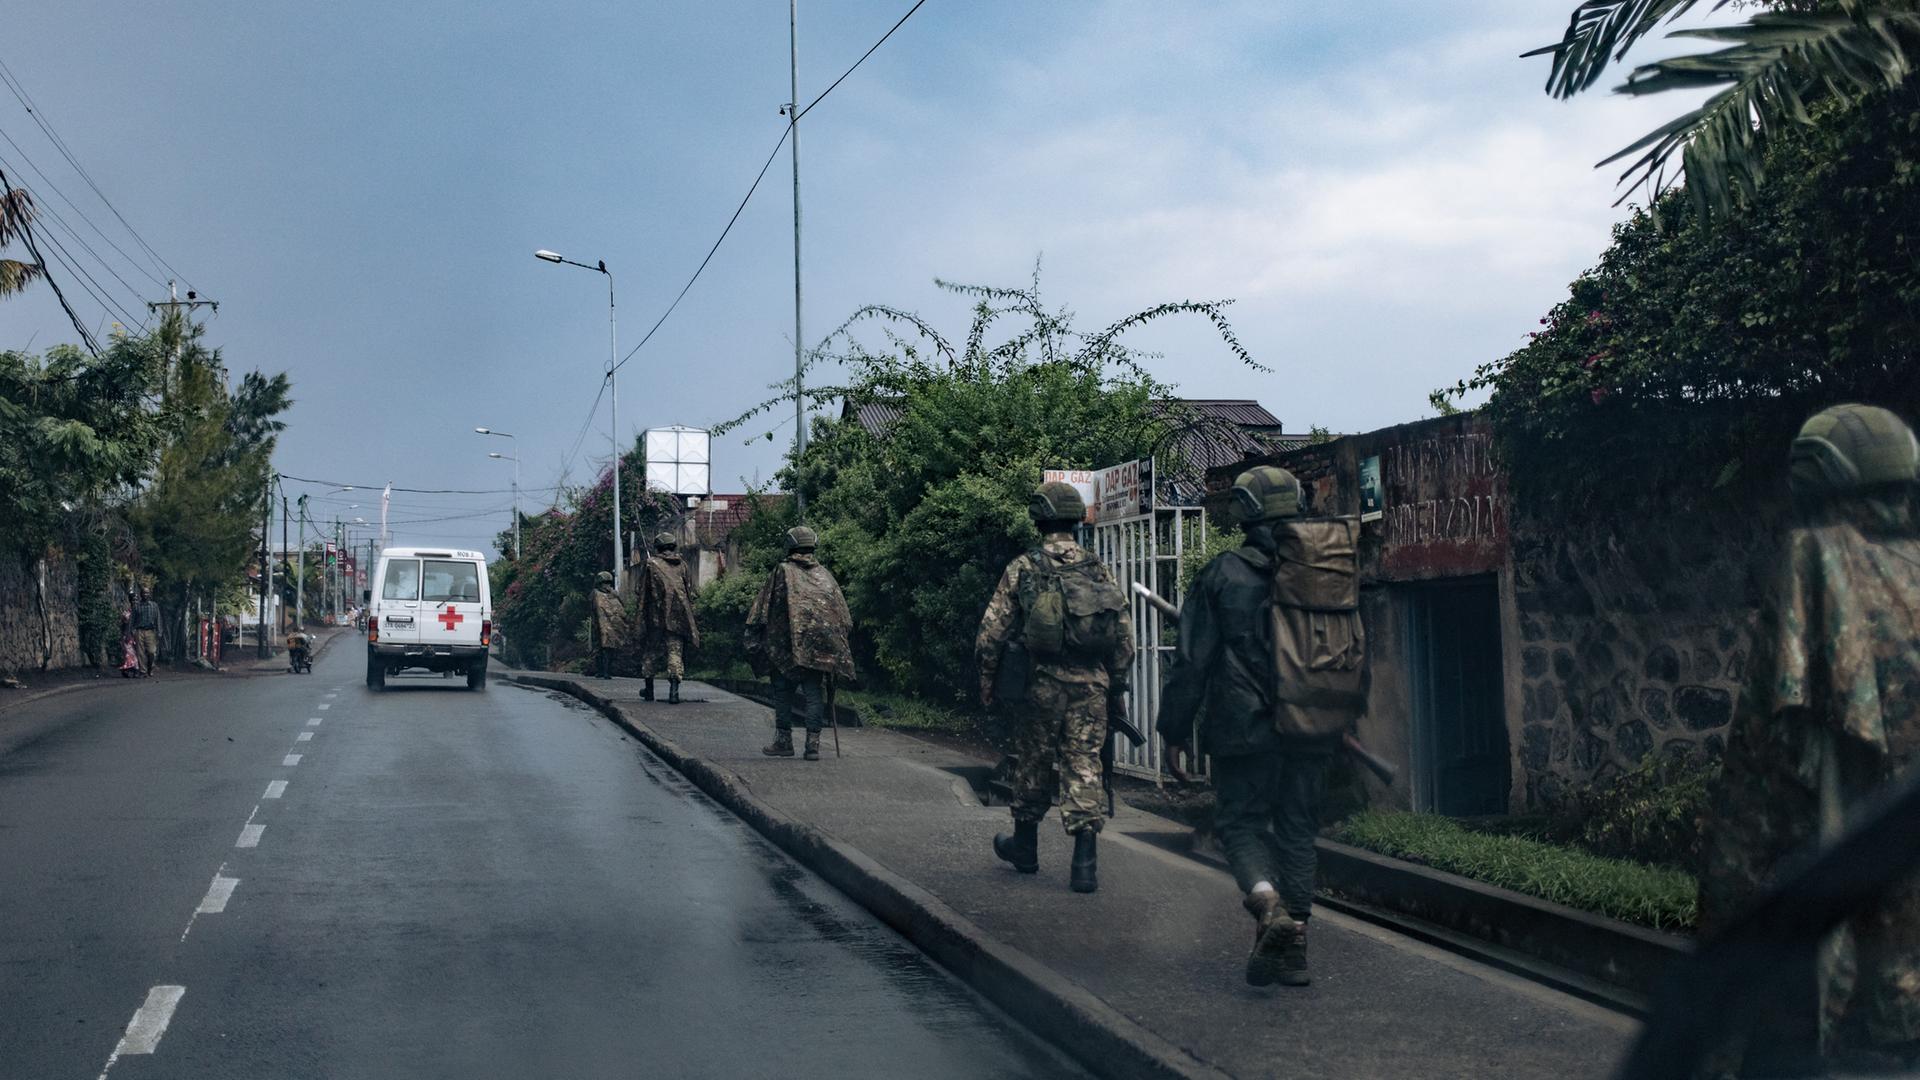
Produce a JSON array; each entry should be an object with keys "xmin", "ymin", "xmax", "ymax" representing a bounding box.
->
[
  {"xmin": 596, "ymin": 570, "xmax": 614, "ymax": 587},
  {"xmin": 786, "ymin": 525, "xmax": 819, "ymax": 552},
  {"xmin": 653, "ymin": 531, "xmax": 677, "ymax": 551},
  {"xmin": 1029, "ymin": 480, "xmax": 1086, "ymax": 525},
  {"xmin": 1789, "ymin": 404, "xmax": 1919, "ymax": 495},
  {"xmin": 1230, "ymin": 466, "xmax": 1302, "ymax": 523}
]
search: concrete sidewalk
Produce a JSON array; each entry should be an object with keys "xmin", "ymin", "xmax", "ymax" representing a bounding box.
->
[{"xmin": 510, "ymin": 671, "xmax": 1637, "ymax": 1080}]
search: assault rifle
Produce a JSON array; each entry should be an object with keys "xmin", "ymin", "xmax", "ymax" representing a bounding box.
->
[{"xmin": 1131, "ymin": 582, "xmax": 1398, "ymax": 786}]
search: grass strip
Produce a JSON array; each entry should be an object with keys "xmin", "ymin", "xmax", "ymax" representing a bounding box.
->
[{"xmin": 1330, "ymin": 810, "xmax": 1697, "ymax": 931}]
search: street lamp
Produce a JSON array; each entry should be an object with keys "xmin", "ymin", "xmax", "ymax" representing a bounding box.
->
[
  {"xmin": 480, "ymin": 435, "xmax": 523, "ymax": 560},
  {"xmin": 534, "ymin": 248, "xmax": 620, "ymax": 591}
]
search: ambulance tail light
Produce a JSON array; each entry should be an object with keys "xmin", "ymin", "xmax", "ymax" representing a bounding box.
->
[
  {"xmin": 368, "ymin": 616, "xmax": 378, "ymax": 643},
  {"xmin": 481, "ymin": 619, "xmax": 492, "ymax": 646}
]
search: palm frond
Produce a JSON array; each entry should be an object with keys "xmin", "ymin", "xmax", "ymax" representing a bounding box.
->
[
  {"xmin": 1602, "ymin": 10, "xmax": 1920, "ymax": 215},
  {"xmin": 0, "ymin": 258, "xmax": 41, "ymax": 298},
  {"xmin": 1528, "ymin": 0, "xmax": 1714, "ymax": 99}
]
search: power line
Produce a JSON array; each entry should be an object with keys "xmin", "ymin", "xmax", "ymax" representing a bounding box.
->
[
  {"xmin": 278, "ymin": 472, "xmax": 565, "ymax": 496},
  {"xmin": 608, "ymin": 0, "xmax": 930, "ymax": 378},
  {"xmin": 793, "ymin": 0, "xmax": 928, "ymax": 123},
  {"xmin": 1, "ymin": 165, "xmax": 99, "ymax": 354},
  {"xmin": 557, "ymin": 372, "xmax": 612, "ymax": 482},
  {"xmin": 0, "ymin": 121, "xmax": 165, "ymax": 293},
  {"xmin": 0, "ymin": 55, "xmax": 195, "ymax": 292}
]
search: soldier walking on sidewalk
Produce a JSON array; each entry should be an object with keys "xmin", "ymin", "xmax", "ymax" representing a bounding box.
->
[
  {"xmin": 132, "ymin": 589, "xmax": 161, "ymax": 677},
  {"xmin": 976, "ymin": 481, "xmax": 1133, "ymax": 894},
  {"xmin": 1159, "ymin": 466, "xmax": 1368, "ymax": 987},
  {"xmin": 746, "ymin": 527, "xmax": 854, "ymax": 761},
  {"xmin": 588, "ymin": 571, "xmax": 626, "ymax": 680},
  {"xmin": 635, "ymin": 532, "xmax": 700, "ymax": 704}
]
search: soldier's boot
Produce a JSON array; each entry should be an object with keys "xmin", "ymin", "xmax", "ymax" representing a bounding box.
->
[
  {"xmin": 667, "ymin": 679, "xmax": 681, "ymax": 705},
  {"xmin": 1069, "ymin": 830, "xmax": 1098, "ymax": 894},
  {"xmin": 1278, "ymin": 919, "xmax": 1309, "ymax": 987},
  {"xmin": 1242, "ymin": 889, "xmax": 1296, "ymax": 988},
  {"xmin": 803, "ymin": 730, "xmax": 822, "ymax": 761},
  {"xmin": 641, "ymin": 678, "xmax": 655, "ymax": 701},
  {"xmin": 993, "ymin": 819, "xmax": 1039, "ymax": 874},
  {"xmin": 762, "ymin": 729, "xmax": 795, "ymax": 757}
]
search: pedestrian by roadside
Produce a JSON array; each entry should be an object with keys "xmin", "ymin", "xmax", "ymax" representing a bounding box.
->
[
  {"xmin": 589, "ymin": 570, "xmax": 626, "ymax": 680},
  {"xmin": 117, "ymin": 607, "xmax": 143, "ymax": 678},
  {"xmin": 635, "ymin": 532, "xmax": 700, "ymax": 704},
  {"xmin": 975, "ymin": 481, "xmax": 1132, "ymax": 894},
  {"xmin": 1158, "ymin": 466, "xmax": 1367, "ymax": 987},
  {"xmin": 132, "ymin": 589, "xmax": 162, "ymax": 677},
  {"xmin": 746, "ymin": 527, "xmax": 854, "ymax": 761},
  {"xmin": 1697, "ymin": 404, "xmax": 1920, "ymax": 1075}
]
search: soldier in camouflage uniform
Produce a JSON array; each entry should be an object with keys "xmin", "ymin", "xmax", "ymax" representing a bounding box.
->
[
  {"xmin": 976, "ymin": 480, "xmax": 1133, "ymax": 894},
  {"xmin": 1699, "ymin": 404, "xmax": 1920, "ymax": 1074},
  {"xmin": 636, "ymin": 531, "xmax": 700, "ymax": 704},
  {"xmin": 746, "ymin": 526, "xmax": 855, "ymax": 761},
  {"xmin": 588, "ymin": 570, "xmax": 627, "ymax": 680}
]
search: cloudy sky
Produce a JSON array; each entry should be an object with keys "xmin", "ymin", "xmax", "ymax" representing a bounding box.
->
[{"xmin": 0, "ymin": 1, "xmax": 1704, "ymax": 553}]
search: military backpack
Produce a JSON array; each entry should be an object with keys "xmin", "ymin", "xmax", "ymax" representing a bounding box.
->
[
  {"xmin": 1231, "ymin": 517, "xmax": 1369, "ymax": 739},
  {"xmin": 1018, "ymin": 551, "xmax": 1128, "ymax": 664}
]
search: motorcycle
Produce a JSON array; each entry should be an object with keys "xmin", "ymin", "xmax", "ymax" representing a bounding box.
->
[{"xmin": 287, "ymin": 632, "xmax": 314, "ymax": 674}]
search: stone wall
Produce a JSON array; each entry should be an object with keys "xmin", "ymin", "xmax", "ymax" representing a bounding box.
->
[
  {"xmin": 0, "ymin": 551, "xmax": 82, "ymax": 675},
  {"xmin": 1506, "ymin": 500, "xmax": 1783, "ymax": 808}
]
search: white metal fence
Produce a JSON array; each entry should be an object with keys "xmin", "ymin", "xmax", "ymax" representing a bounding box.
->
[{"xmin": 1090, "ymin": 505, "xmax": 1209, "ymax": 780}]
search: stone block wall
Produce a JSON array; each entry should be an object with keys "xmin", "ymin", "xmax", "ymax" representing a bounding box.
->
[
  {"xmin": 1506, "ymin": 500, "xmax": 1786, "ymax": 808},
  {"xmin": 0, "ymin": 551, "xmax": 82, "ymax": 675}
]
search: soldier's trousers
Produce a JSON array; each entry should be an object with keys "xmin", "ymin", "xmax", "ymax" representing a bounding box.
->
[
  {"xmin": 639, "ymin": 637, "xmax": 686, "ymax": 679},
  {"xmin": 1213, "ymin": 746, "xmax": 1334, "ymax": 920},
  {"xmin": 771, "ymin": 670, "xmax": 826, "ymax": 734},
  {"xmin": 595, "ymin": 648, "xmax": 613, "ymax": 679},
  {"xmin": 1010, "ymin": 673, "xmax": 1107, "ymax": 835}
]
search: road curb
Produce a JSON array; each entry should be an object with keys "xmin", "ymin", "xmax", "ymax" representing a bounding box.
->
[{"xmin": 509, "ymin": 672, "xmax": 1229, "ymax": 1080}]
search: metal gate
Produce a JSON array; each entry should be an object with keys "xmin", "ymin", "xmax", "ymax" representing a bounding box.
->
[{"xmin": 1089, "ymin": 505, "xmax": 1208, "ymax": 779}]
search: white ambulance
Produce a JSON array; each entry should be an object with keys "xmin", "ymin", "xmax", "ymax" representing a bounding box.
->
[{"xmin": 365, "ymin": 547, "xmax": 492, "ymax": 690}]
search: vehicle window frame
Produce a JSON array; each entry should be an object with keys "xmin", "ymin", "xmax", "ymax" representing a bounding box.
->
[
  {"xmin": 421, "ymin": 559, "xmax": 482, "ymax": 604},
  {"xmin": 381, "ymin": 559, "xmax": 422, "ymax": 601}
]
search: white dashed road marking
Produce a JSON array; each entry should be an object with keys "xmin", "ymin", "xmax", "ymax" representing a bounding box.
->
[
  {"xmin": 307, "ymin": 718, "xmax": 322, "ymax": 726},
  {"xmin": 317, "ymin": 703, "xmax": 331, "ymax": 711},
  {"xmin": 236, "ymin": 824, "xmax": 264, "ymax": 848},
  {"xmin": 283, "ymin": 754, "xmax": 302, "ymax": 767},
  {"xmin": 97, "ymin": 985, "xmax": 185, "ymax": 1077},
  {"xmin": 263, "ymin": 780, "xmax": 287, "ymax": 799},
  {"xmin": 196, "ymin": 874, "xmax": 239, "ymax": 914},
  {"xmin": 296, "ymin": 731, "xmax": 313, "ymax": 742}
]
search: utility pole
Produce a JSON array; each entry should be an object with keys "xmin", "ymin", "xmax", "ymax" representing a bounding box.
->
[
  {"xmin": 145, "ymin": 281, "xmax": 219, "ymax": 395},
  {"xmin": 788, "ymin": 0, "xmax": 807, "ymax": 515},
  {"xmin": 257, "ymin": 475, "xmax": 272, "ymax": 659},
  {"xmin": 280, "ymin": 490, "xmax": 290, "ymax": 638},
  {"xmin": 295, "ymin": 495, "xmax": 307, "ymax": 628}
]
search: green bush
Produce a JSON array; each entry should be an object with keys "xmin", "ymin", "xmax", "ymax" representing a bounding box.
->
[
  {"xmin": 1179, "ymin": 524, "xmax": 1242, "ymax": 593},
  {"xmin": 1561, "ymin": 752, "xmax": 1720, "ymax": 871},
  {"xmin": 1331, "ymin": 810, "xmax": 1697, "ymax": 931},
  {"xmin": 693, "ymin": 567, "xmax": 764, "ymax": 675}
]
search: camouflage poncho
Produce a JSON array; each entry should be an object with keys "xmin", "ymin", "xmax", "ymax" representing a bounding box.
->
[
  {"xmin": 745, "ymin": 554, "xmax": 854, "ymax": 680},
  {"xmin": 590, "ymin": 584, "xmax": 629, "ymax": 651},
  {"xmin": 1700, "ymin": 504, "xmax": 1920, "ymax": 1052},
  {"xmin": 636, "ymin": 552, "xmax": 700, "ymax": 650}
]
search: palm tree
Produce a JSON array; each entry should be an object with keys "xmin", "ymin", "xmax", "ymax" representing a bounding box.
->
[
  {"xmin": 0, "ymin": 182, "xmax": 43, "ymax": 299},
  {"xmin": 1533, "ymin": 0, "xmax": 1920, "ymax": 216}
]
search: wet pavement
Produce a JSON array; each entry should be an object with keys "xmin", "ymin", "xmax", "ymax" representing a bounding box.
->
[{"xmin": 0, "ymin": 646, "xmax": 1080, "ymax": 1079}]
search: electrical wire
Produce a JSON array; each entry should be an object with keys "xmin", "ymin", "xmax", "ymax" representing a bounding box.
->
[
  {"xmin": 0, "ymin": 141, "xmax": 154, "ymax": 321},
  {"xmin": 793, "ymin": 0, "xmax": 928, "ymax": 123},
  {"xmin": 1, "ymin": 164, "xmax": 98, "ymax": 354},
  {"xmin": 557, "ymin": 372, "xmax": 611, "ymax": 482},
  {"xmin": 278, "ymin": 473, "xmax": 565, "ymax": 496},
  {"xmin": 0, "ymin": 55, "xmax": 195, "ymax": 292},
  {"xmin": 0, "ymin": 121, "xmax": 164, "ymax": 292},
  {"xmin": 607, "ymin": 0, "xmax": 930, "ymax": 378}
]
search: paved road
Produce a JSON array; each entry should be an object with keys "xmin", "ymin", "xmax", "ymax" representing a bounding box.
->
[{"xmin": 0, "ymin": 646, "xmax": 1080, "ymax": 1079}]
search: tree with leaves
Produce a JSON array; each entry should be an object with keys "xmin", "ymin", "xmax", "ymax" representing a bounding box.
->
[
  {"xmin": 712, "ymin": 270, "xmax": 1262, "ymax": 701},
  {"xmin": 1535, "ymin": 0, "xmax": 1920, "ymax": 215}
]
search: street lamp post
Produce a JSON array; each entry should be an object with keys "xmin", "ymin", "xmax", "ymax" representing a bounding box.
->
[
  {"xmin": 475, "ymin": 428, "xmax": 521, "ymax": 560},
  {"xmin": 535, "ymin": 248, "xmax": 620, "ymax": 591}
]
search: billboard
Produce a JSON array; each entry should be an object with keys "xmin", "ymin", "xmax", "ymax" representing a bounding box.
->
[
  {"xmin": 644, "ymin": 426, "xmax": 711, "ymax": 495},
  {"xmin": 1040, "ymin": 469, "xmax": 1097, "ymax": 524}
]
